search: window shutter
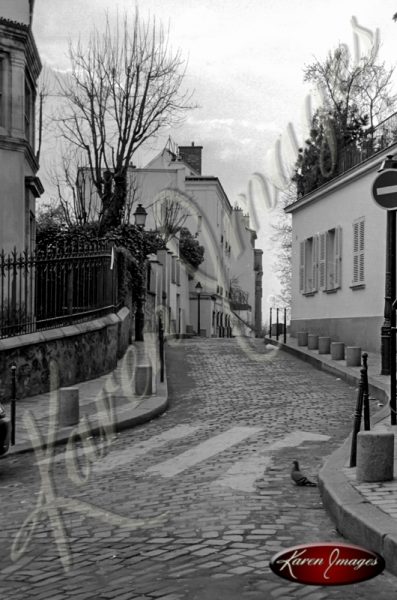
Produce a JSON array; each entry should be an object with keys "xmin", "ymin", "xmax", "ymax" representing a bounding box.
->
[
  {"xmin": 353, "ymin": 220, "xmax": 364, "ymax": 284},
  {"xmin": 359, "ymin": 220, "xmax": 365, "ymax": 283},
  {"xmin": 312, "ymin": 235, "xmax": 319, "ymax": 291},
  {"xmin": 319, "ymin": 232, "xmax": 326, "ymax": 290},
  {"xmin": 299, "ymin": 241, "xmax": 305, "ymax": 293},
  {"xmin": 334, "ymin": 226, "xmax": 342, "ymax": 288}
]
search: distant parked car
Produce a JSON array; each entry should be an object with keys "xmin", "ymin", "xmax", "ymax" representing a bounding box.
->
[{"xmin": 0, "ymin": 403, "xmax": 10, "ymax": 456}]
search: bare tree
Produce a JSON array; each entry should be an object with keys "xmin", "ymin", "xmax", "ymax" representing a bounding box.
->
[
  {"xmin": 270, "ymin": 184, "xmax": 293, "ymax": 307},
  {"xmin": 36, "ymin": 64, "xmax": 56, "ymax": 164},
  {"xmin": 153, "ymin": 196, "xmax": 189, "ymax": 243},
  {"xmin": 55, "ymin": 10, "xmax": 194, "ymax": 234},
  {"xmin": 304, "ymin": 44, "xmax": 396, "ymax": 141},
  {"xmin": 354, "ymin": 59, "xmax": 396, "ymax": 135},
  {"xmin": 46, "ymin": 145, "xmax": 100, "ymax": 226}
]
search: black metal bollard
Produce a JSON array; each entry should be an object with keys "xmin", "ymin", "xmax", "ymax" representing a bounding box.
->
[
  {"xmin": 10, "ymin": 364, "xmax": 16, "ymax": 446},
  {"xmin": 283, "ymin": 308, "xmax": 287, "ymax": 343},
  {"xmin": 159, "ymin": 318, "xmax": 165, "ymax": 383},
  {"xmin": 269, "ymin": 308, "xmax": 272, "ymax": 338},
  {"xmin": 362, "ymin": 352, "xmax": 370, "ymax": 431},
  {"xmin": 349, "ymin": 368, "xmax": 366, "ymax": 467},
  {"xmin": 276, "ymin": 308, "xmax": 279, "ymax": 341}
]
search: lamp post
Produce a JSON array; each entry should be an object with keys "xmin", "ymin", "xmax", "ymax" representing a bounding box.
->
[
  {"xmin": 195, "ymin": 281, "xmax": 202, "ymax": 336},
  {"xmin": 133, "ymin": 203, "xmax": 148, "ymax": 229},
  {"xmin": 133, "ymin": 204, "xmax": 148, "ymax": 342}
]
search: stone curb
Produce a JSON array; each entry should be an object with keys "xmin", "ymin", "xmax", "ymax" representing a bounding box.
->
[
  {"xmin": 6, "ymin": 358, "xmax": 169, "ymax": 457},
  {"xmin": 264, "ymin": 336, "xmax": 397, "ymax": 575},
  {"xmin": 264, "ymin": 337, "xmax": 389, "ymax": 404}
]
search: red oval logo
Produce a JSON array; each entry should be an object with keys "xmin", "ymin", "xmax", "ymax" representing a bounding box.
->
[{"xmin": 270, "ymin": 543, "xmax": 385, "ymax": 586}]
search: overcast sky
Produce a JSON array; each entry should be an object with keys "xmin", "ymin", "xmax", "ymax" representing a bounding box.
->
[{"xmin": 32, "ymin": 0, "xmax": 397, "ymax": 312}]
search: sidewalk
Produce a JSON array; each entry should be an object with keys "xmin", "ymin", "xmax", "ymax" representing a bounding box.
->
[
  {"xmin": 265, "ymin": 333, "xmax": 397, "ymax": 576},
  {"xmin": 2, "ymin": 333, "xmax": 168, "ymax": 455}
]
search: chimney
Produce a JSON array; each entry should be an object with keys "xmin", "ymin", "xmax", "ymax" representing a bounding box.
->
[{"xmin": 178, "ymin": 142, "xmax": 203, "ymax": 174}]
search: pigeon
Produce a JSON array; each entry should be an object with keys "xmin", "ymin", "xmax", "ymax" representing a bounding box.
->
[{"xmin": 291, "ymin": 460, "xmax": 317, "ymax": 487}]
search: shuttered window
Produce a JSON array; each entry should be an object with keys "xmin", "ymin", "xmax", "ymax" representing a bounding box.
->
[
  {"xmin": 299, "ymin": 236, "xmax": 318, "ymax": 294},
  {"xmin": 300, "ymin": 227, "xmax": 342, "ymax": 295},
  {"xmin": 353, "ymin": 218, "xmax": 365, "ymax": 285},
  {"xmin": 319, "ymin": 232, "xmax": 326, "ymax": 290}
]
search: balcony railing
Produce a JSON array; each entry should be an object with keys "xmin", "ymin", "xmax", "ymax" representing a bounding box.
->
[
  {"xmin": 296, "ymin": 111, "xmax": 397, "ymax": 198},
  {"xmin": 230, "ymin": 285, "xmax": 251, "ymax": 310}
]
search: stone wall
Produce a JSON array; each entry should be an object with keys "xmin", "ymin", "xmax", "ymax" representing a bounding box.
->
[{"xmin": 0, "ymin": 307, "xmax": 131, "ymax": 401}]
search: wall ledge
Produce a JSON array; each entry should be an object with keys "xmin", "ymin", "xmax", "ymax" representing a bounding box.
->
[{"xmin": 0, "ymin": 308, "xmax": 130, "ymax": 352}]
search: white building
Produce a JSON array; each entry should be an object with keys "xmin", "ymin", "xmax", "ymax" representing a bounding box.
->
[
  {"xmin": 78, "ymin": 142, "xmax": 263, "ymax": 336},
  {"xmin": 286, "ymin": 137, "xmax": 397, "ymax": 353}
]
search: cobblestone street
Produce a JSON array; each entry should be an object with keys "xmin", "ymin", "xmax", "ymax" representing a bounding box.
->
[{"xmin": 1, "ymin": 338, "xmax": 397, "ymax": 599}]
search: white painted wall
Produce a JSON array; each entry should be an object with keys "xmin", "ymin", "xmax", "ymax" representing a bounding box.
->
[{"xmin": 289, "ymin": 153, "xmax": 391, "ymax": 322}]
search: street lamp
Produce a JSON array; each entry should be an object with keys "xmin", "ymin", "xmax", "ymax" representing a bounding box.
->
[
  {"xmin": 133, "ymin": 204, "xmax": 148, "ymax": 341},
  {"xmin": 133, "ymin": 203, "xmax": 148, "ymax": 229},
  {"xmin": 195, "ymin": 281, "xmax": 202, "ymax": 336}
]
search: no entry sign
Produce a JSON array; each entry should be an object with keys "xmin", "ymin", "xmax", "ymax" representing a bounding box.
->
[{"xmin": 372, "ymin": 169, "xmax": 397, "ymax": 210}]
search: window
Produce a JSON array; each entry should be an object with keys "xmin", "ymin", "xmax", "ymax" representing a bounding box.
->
[
  {"xmin": 0, "ymin": 54, "xmax": 8, "ymax": 129},
  {"xmin": 299, "ymin": 236, "xmax": 318, "ymax": 294},
  {"xmin": 171, "ymin": 256, "xmax": 177, "ymax": 284},
  {"xmin": 319, "ymin": 227, "xmax": 342, "ymax": 291},
  {"xmin": 352, "ymin": 218, "xmax": 365, "ymax": 285},
  {"xmin": 300, "ymin": 227, "xmax": 342, "ymax": 294},
  {"xmin": 25, "ymin": 76, "xmax": 34, "ymax": 147}
]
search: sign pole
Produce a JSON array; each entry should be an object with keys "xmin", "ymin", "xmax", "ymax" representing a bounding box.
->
[
  {"xmin": 372, "ymin": 155, "xmax": 397, "ymax": 425},
  {"xmin": 382, "ymin": 212, "xmax": 392, "ymax": 376},
  {"xmin": 391, "ymin": 210, "xmax": 396, "ymax": 425}
]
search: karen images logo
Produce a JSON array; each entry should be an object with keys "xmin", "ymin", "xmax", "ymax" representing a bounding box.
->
[{"xmin": 270, "ymin": 543, "xmax": 385, "ymax": 586}]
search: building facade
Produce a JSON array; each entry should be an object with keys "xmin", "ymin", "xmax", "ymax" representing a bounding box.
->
[
  {"xmin": 286, "ymin": 143, "xmax": 396, "ymax": 353},
  {"xmin": 0, "ymin": 0, "xmax": 43, "ymax": 253},
  {"xmin": 78, "ymin": 142, "xmax": 263, "ymax": 337}
]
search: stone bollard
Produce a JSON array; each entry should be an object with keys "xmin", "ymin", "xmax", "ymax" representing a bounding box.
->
[
  {"xmin": 135, "ymin": 365, "xmax": 153, "ymax": 396},
  {"xmin": 346, "ymin": 346, "xmax": 361, "ymax": 367},
  {"xmin": 318, "ymin": 337, "xmax": 331, "ymax": 354},
  {"xmin": 331, "ymin": 342, "xmax": 345, "ymax": 360},
  {"xmin": 356, "ymin": 431, "xmax": 394, "ymax": 482},
  {"xmin": 59, "ymin": 387, "xmax": 80, "ymax": 427},
  {"xmin": 308, "ymin": 334, "xmax": 319, "ymax": 350},
  {"xmin": 297, "ymin": 331, "xmax": 308, "ymax": 346}
]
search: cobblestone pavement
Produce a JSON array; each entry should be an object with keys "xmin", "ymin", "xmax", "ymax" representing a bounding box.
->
[{"xmin": 1, "ymin": 337, "xmax": 397, "ymax": 600}]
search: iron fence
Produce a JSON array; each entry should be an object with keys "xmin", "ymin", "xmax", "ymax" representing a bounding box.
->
[
  {"xmin": 0, "ymin": 242, "xmax": 120, "ymax": 339},
  {"xmin": 338, "ymin": 112, "xmax": 397, "ymax": 174},
  {"xmin": 298, "ymin": 111, "xmax": 397, "ymax": 197}
]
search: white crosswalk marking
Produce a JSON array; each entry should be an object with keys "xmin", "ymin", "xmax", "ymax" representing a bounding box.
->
[
  {"xmin": 214, "ymin": 430, "xmax": 330, "ymax": 492},
  {"xmin": 35, "ymin": 424, "xmax": 202, "ymax": 471},
  {"xmin": 93, "ymin": 424, "xmax": 203, "ymax": 473},
  {"xmin": 145, "ymin": 426, "xmax": 262, "ymax": 478}
]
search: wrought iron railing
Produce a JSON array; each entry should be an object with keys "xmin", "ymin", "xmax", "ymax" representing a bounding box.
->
[
  {"xmin": 230, "ymin": 285, "xmax": 250, "ymax": 309},
  {"xmin": 297, "ymin": 111, "xmax": 397, "ymax": 197},
  {"xmin": 0, "ymin": 243, "xmax": 119, "ymax": 339}
]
